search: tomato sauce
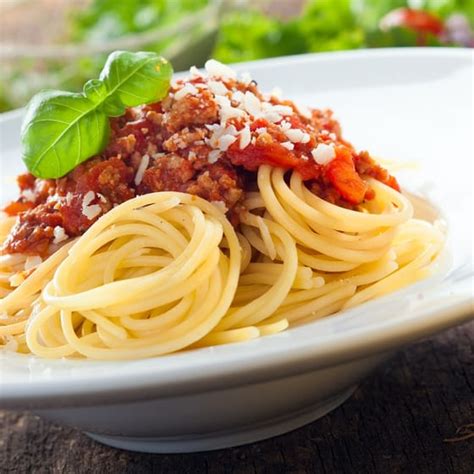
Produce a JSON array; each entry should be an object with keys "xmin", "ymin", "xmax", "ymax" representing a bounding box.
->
[{"xmin": 2, "ymin": 74, "xmax": 399, "ymax": 256}]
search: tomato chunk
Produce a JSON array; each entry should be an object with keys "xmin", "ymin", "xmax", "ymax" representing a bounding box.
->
[
  {"xmin": 325, "ymin": 148, "xmax": 368, "ymax": 205},
  {"xmin": 3, "ymin": 201, "xmax": 34, "ymax": 216},
  {"xmin": 227, "ymin": 142, "xmax": 300, "ymax": 171}
]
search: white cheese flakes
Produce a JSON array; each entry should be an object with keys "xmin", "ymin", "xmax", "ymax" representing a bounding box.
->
[
  {"xmin": 205, "ymin": 59, "xmax": 237, "ymax": 80},
  {"xmin": 243, "ymin": 91, "xmax": 262, "ymax": 117},
  {"xmin": 174, "ymin": 83, "xmax": 198, "ymax": 101},
  {"xmin": 22, "ymin": 189, "xmax": 36, "ymax": 202},
  {"xmin": 189, "ymin": 65, "xmax": 201, "ymax": 77},
  {"xmin": 134, "ymin": 154, "xmax": 150, "ymax": 186},
  {"xmin": 311, "ymin": 143, "xmax": 336, "ymax": 165},
  {"xmin": 239, "ymin": 126, "xmax": 251, "ymax": 149},
  {"xmin": 208, "ymin": 149, "xmax": 222, "ymax": 164},
  {"xmin": 53, "ymin": 226, "xmax": 68, "ymax": 244},
  {"xmin": 25, "ymin": 256, "xmax": 42, "ymax": 271},
  {"xmin": 81, "ymin": 191, "xmax": 102, "ymax": 220},
  {"xmin": 208, "ymin": 80, "xmax": 228, "ymax": 96},
  {"xmin": 211, "ymin": 200, "xmax": 228, "ymax": 214},
  {"xmin": 281, "ymin": 141, "xmax": 295, "ymax": 151},
  {"xmin": 240, "ymin": 72, "xmax": 252, "ymax": 85}
]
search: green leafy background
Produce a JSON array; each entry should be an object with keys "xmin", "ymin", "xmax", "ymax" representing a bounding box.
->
[{"xmin": 1, "ymin": 0, "xmax": 472, "ymax": 112}]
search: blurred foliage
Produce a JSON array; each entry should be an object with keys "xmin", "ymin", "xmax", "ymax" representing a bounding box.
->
[
  {"xmin": 0, "ymin": 0, "xmax": 209, "ymax": 112},
  {"xmin": 213, "ymin": 0, "xmax": 473, "ymax": 62},
  {"xmin": 70, "ymin": 0, "xmax": 208, "ymax": 42},
  {"xmin": 0, "ymin": 0, "xmax": 473, "ymax": 112}
]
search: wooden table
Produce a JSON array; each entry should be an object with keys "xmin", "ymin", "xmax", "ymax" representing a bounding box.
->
[{"xmin": 1, "ymin": 322, "xmax": 472, "ymax": 474}]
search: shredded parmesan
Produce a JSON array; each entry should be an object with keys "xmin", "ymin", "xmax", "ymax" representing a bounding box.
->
[
  {"xmin": 243, "ymin": 91, "xmax": 261, "ymax": 117},
  {"xmin": 312, "ymin": 143, "xmax": 336, "ymax": 165},
  {"xmin": 53, "ymin": 226, "xmax": 68, "ymax": 244},
  {"xmin": 208, "ymin": 80, "xmax": 228, "ymax": 96},
  {"xmin": 263, "ymin": 111, "xmax": 282, "ymax": 123},
  {"xmin": 189, "ymin": 65, "xmax": 201, "ymax": 77},
  {"xmin": 174, "ymin": 83, "xmax": 198, "ymax": 101},
  {"xmin": 208, "ymin": 150, "xmax": 222, "ymax": 164},
  {"xmin": 211, "ymin": 200, "xmax": 228, "ymax": 214},
  {"xmin": 284, "ymin": 128, "xmax": 307, "ymax": 143},
  {"xmin": 281, "ymin": 141, "xmax": 295, "ymax": 151},
  {"xmin": 81, "ymin": 191, "xmax": 102, "ymax": 220},
  {"xmin": 240, "ymin": 126, "xmax": 251, "ymax": 149},
  {"xmin": 25, "ymin": 256, "xmax": 42, "ymax": 271},
  {"xmin": 298, "ymin": 104, "xmax": 312, "ymax": 119},
  {"xmin": 134, "ymin": 154, "xmax": 150, "ymax": 186},
  {"xmin": 231, "ymin": 90, "xmax": 245, "ymax": 104},
  {"xmin": 205, "ymin": 59, "xmax": 237, "ymax": 80},
  {"xmin": 22, "ymin": 189, "xmax": 36, "ymax": 202},
  {"xmin": 218, "ymin": 135, "xmax": 237, "ymax": 151},
  {"xmin": 215, "ymin": 95, "xmax": 246, "ymax": 122},
  {"xmin": 240, "ymin": 72, "xmax": 252, "ymax": 85}
]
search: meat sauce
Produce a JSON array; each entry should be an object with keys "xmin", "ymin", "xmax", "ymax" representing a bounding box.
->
[{"xmin": 2, "ymin": 72, "xmax": 399, "ymax": 256}]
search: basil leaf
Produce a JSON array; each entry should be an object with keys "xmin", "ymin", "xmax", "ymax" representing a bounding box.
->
[
  {"xmin": 21, "ymin": 51, "xmax": 173, "ymax": 179},
  {"xmin": 83, "ymin": 79, "xmax": 108, "ymax": 104},
  {"xmin": 21, "ymin": 90, "xmax": 109, "ymax": 179},
  {"xmin": 100, "ymin": 51, "xmax": 172, "ymax": 117}
]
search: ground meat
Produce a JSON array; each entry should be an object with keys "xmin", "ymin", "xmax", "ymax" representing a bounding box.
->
[
  {"xmin": 2, "ymin": 204, "xmax": 63, "ymax": 256},
  {"xmin": 184, "ymin": 162, "xmax": 244, "ymax": 211},
  {"xmin": 162, "ymin": 90, "xmax": 219, "ymax": 132},
  {"xmin": 138, "ymin": 154, "xmax": 195, "ymax": 193},
  {"xmin": 2, "ymin": 74, "xmax": 399, "ymax": 256},
  {"xmin": 355, "ymin": 151, "xmax": 401, "ymax": 191}
]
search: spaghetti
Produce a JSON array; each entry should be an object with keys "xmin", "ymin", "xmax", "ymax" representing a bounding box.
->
[{"xmin": 0, "ymin": 59, "xmax": 445, "ymax": 359}]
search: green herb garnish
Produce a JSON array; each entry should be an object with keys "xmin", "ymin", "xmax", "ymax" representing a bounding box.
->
[{"xmin": 21, "ymin": 51, "xmax": 173, "ymax": 179}]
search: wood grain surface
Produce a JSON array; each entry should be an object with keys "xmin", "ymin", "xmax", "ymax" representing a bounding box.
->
[{"xmin": 1, "ymin": 322, "xmax": 473, "ymax": 474}]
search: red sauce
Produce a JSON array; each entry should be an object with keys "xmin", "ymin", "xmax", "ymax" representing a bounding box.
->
[{"xmin": 2, "ymin": 75, "xmax": 400, "ymax": 256}]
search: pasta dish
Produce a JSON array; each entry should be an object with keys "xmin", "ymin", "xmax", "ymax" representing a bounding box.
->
[{"xmin": 0, "ymin": 53, "xmax": 444, "ymax": 360}]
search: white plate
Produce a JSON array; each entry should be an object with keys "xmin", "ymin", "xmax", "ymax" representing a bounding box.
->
[{"xmin": 0, "ymin": 49, "xmax": 473, "ymax": 453}]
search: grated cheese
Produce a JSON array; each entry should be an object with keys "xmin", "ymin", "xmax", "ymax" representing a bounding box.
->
[
  {"xmin": 218, "ymin": 135, "xmax": 237, "ymax": 151},
  {"xmin": 53, "ymin": 226, "xmax": 68, "ymax": 244},
  {"xmin": 281, "ymin": 141, "xmax": 295, "ymax": 151},
  {"xmin": 134, "ymin": 154, "xmax": 150, "ymax": 186},
  {"xmin": 284, "ymin": 128, "xmax": 306, "ymax": 143},
  {"xmin": 189, "ymin": 65, "xmax": 201, "ymax": 77},
  {"xmin": 174, "ymin": 83, "xmax": 198, "ymax": 101},
  {"xmin": 205, "ymin": 59, "xmax": 237, "ymax": 80},
  {"xmin": 208, "ymin": 150, "xmax": 222, "ymax": 164},
  {"xmin": 25, "ymin": 256, "xmax": 42, "ymax": 271},
  {"xmin": 208, "ymin": 80, "xmax": 228, "ymax": 96},
  {"xmin": 311, "ymin": 143, "xmax": 336, "ymax": 165},
  {"xmin": 22, "ymin": 189, "xmax": 36, "ymax": 202},
  {"xmin": 240, "ymin": 126, "xmax": 251, "ymax": 149},
  {"xmin": 263, "ymin": 111, "xmax": 282, "ymax": 123},
  {"xmin": 211, "ymin": 200, "xmax": 228, "ymax": 214},
  {"xmin": 240, "ymin": 72, "xmax": 252, "ymax": 85},
  {"xmin": 81, "ymin": 191, "xmax": 102, "ymax": 220}
]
